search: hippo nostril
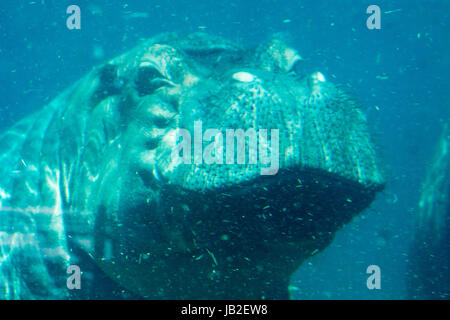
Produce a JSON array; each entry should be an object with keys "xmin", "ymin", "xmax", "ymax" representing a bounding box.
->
[
  {"xmin": 288, "ymin": 56, "xmax": 303, "ymax": 76},
  {"xmin": 284, "ymin": 49, "xmax": 303, "ymax": 73}
]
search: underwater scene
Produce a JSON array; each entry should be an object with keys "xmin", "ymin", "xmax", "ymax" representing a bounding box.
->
[{"xmin": 0, "ymin": 0, "xmax": 448, "ymax": 300}]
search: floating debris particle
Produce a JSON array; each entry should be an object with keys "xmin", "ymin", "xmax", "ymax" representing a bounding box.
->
[
  {"xmin": 384, "ymin": 9, "xmax": 402, "ymax": 14},
  {"xmin": 206, "ymin": 248, "xmax": 218, "ymax": 266},
  {"xmin": 124, "ymin": 11, "xmax": 149, "ymax": 19},
  {"xmin": 194, "ymin": 254, "xmax": 204, "ymax": 261}
]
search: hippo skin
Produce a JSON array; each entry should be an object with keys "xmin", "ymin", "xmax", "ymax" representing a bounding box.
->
[
  {"xmin": 408, "ymin": 124, "xmax": 449, "ymax": 299},
  {"xmin": 0, "ymin": 33, "xmax": 384, "ymax": 299}
]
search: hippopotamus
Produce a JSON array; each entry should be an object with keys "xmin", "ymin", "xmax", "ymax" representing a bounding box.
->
[
  {"xmin": 408, "ymin": 124, "xmax": 449, "ymax": 299},
  {"xmin": 0, "ymin": 32, "xmax": 384, "ymax": 299}
]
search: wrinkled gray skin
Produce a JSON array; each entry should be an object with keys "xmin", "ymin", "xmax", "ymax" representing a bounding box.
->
[{"xmin": 0, "ymin": 33, "xmax": 384, "ymax": 299}]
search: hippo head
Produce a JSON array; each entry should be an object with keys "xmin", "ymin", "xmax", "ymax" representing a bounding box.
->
[{"xmin": 66, "ymin": 33, "xmax": 383, "ymax": 299}]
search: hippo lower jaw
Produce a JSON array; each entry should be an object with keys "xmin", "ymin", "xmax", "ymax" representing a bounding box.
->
[{"xmin": 94, "ymin": 164, "xmax": 381, "ymax": 299}]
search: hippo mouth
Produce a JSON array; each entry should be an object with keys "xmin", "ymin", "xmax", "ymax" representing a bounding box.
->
[
  {"xmin": 106, "ymin": 164, "xmax": 382, "ymax": 299},
  {"xmin": 159, "ymin": 166, "xmax": 382, "ymax": 257}
]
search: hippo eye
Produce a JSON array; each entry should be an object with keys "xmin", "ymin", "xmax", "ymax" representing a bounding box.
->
[
  {"xmin": 289, "ymin": 56, "xmax": 303, "ymax": 75},
  {"xmin": 136, "ymin": 66, "xmax": 175, "ymax": 96}
]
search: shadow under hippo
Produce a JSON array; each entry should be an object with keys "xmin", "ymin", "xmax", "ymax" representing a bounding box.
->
[{"xmin": 0, "ymin": 32, "xmax": 384, "ymax": 299}]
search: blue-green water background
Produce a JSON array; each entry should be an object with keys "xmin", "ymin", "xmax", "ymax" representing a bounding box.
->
[{"xmin": 0, "ymin": 0, "xmax": 449, "ymax": 299}]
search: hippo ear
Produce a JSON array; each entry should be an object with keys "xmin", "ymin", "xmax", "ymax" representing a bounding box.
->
[{"xmin": 255, "ymin": 33, "xmax": 303, "ymax": 73}]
